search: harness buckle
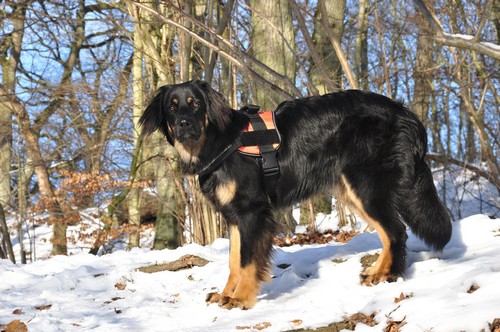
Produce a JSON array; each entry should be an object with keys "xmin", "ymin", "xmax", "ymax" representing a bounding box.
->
[{"xmin": 261, "ymin": 151, "xmax": 280, "ymax": 176}]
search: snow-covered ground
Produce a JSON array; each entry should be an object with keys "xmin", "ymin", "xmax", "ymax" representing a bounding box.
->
[
  {"xmin": 1, "ymin": 166, "xmax": 499, "ymax": 331},
  {"xmin": 1, "ymin": 214, "xmax": 500, "ymax": 331}
]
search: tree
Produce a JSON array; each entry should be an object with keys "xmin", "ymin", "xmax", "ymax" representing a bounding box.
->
[
  {"xmin": 0, "ymin": 0, "xmax": 28, "ymax": 210},
  {"xmin": 127, "ymin": 0, "xmax": 181, "ymax": 249},
  {"xmin": 251, "ymin": 0, "xmax": 296, "ymax": 108},
  {"xmin": 310, "ymin": 0, "xmax": 346, "ymax": 92},
  {"xmin": 354, "ymin": 0, "xmax": 369, "ymax": 90}
]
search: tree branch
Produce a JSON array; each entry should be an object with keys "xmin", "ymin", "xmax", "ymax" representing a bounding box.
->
[
  {"xmin": 426, "ymin": 153, "xmax": 500, "ymax": 191},
  {"xmin": 413, "ymin": 0, "xmax": 500, "ymax": 60},
  {"xmin": 127, "ymin": 0, "xmax": 301, "ymax": 99}
]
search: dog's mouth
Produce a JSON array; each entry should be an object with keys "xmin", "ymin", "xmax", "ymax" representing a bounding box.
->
[{"xmin": 175, "ymin": 130, "xmax": 201, "ymax": 143}]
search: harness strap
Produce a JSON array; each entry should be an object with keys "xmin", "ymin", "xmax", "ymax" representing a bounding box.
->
[
  {"xmin": 196, "ymin": 138, "xmax": 242, "ymax": 177},
  {"xmin": 244, "ymin": 113, "xmax": 280, "ymax": 196}
]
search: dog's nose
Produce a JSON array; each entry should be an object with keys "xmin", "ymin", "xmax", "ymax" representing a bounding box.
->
[{"xmin": 179, "ymin": 119, "xmax": 191, "ymax": 128}]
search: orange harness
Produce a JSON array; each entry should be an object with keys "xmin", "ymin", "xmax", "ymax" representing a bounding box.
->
[
  {"xmin": 197, "ymin": 105, "xmax": 281, "ymax": 197},
  {"xmin": 238, "ymin": 111, "xmax": 281, "ymax": 156}
]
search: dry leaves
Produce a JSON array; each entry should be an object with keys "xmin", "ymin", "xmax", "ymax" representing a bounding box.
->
[
  {"xmin": 1, "ymin": 320, "xmax": 28, "ymax": 332},
  {"xmin": 394, "ymin": 292, "xmax": 413, "ymax": 303},
  {"xmin": 384, "ymin": 317, "xmax": 406, "ymax": 332},
  {"xmin": 34, "ymin": 304, "xmax": 52, "ymax": 311},
  {"xmin": 236, "ymin": 322, "xmax": 271, "ymax": 330},
  {"xmin": 274, "ymin": 230, "xmax": 358, "ymax": 247},
  {"xmin": 467, "ymin": 284, "xmax": 480, "ymax": 294},
  {"xmin": 114, "ymin": 282, "xmax": 126, "ymax": 290}
]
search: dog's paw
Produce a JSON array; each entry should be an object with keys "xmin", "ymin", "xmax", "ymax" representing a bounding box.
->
[
  {"xmin": 220, "ymin": 297, "xmax": 255, "ymax": 310},
  {"xmin": 206, "ymin": 292, "xmax": 225, "ymax": 304},
  {"xmin": 360, "ymin": 267, "xmax": 396, "ymax": 286},
  {"xmin": 206, "ymin": 292, "xmax": 255, "ymax": 310}
]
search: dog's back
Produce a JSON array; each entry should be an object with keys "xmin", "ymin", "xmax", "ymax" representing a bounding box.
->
[{"xmin": 273, "ymin": 90, "xmax": 451, "ymax": 260}]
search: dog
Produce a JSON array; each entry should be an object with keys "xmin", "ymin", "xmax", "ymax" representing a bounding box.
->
[{"xmin": 140, "ymin": 79, "xmax": 452, "ymax": 309}]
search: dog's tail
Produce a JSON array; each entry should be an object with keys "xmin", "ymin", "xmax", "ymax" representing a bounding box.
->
[
  {"xmin": 402, "ymin": 159, "xmax": 452, "ymax": 251},
  {"xmin": 396, "ymin": 113, "xmax": 452, "ymax": 251}
]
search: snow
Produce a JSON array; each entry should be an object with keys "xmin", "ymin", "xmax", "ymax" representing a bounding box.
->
[{"xmin": 1, "ymin": 214, "xmax": 500, "ymax": 331}]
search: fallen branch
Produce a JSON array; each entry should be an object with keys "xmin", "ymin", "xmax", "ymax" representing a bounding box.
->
[{"xmin": 138, "ymin": 254, "xmax": 209, "ymax": 273}]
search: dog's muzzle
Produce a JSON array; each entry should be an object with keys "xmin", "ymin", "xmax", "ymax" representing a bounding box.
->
[{"xmin": 175, "ymin": 118, "xmax": 201, "ymax": 142}]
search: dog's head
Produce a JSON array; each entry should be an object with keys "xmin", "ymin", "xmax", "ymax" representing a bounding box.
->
[{"xmin": 139, "ymin": 80, "xmax": 232, "ymax": 165}]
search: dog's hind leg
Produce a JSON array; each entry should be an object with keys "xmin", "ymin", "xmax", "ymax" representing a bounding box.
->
[{"xmin": 339, "ymin": 175, "xmax": 407, "ymax": 285}]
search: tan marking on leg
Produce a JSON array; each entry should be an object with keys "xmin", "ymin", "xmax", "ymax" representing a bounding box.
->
[
  {"xmin": 216, "ymin": 180, "xmax": 237, "ymax": 206},
  {"xmin": 340, "ymin": 175, "xmax": 393, "ymax": 285},
  {"xmin": 206, "ymin": 225, "xmax": 240, "ymax": 304},
  {"xmin": 222, "ymin": 261, "xmax": 260, "ymax": 310}
]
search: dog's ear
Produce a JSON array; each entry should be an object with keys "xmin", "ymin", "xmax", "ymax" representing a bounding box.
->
[
  {"xmin": 195, "ymin": 80, "xmax": 232, "ymax": 132},
  {"xmin": 139, "ymin": 86, "xmax": 173, "ymax": 143}
]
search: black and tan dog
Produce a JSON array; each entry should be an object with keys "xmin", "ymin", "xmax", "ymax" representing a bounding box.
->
[{"xmin": 140, "ymin": 80, "xmax": 452, "ymax": 309}]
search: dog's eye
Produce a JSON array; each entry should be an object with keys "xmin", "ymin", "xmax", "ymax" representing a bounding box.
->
[
  {"xmin": 191, "ymin": 101, "xmax": 200, "ymax": 109},
  {"xmin": 168, "ymin": 105, "xmax": 177, "ymax": 113}
]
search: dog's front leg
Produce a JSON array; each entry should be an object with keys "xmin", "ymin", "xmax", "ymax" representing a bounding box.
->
[
  {"xmin": 206, "ymin": 224, "xmax": 241, "ymax": 305},
  {"xmin": 206, "ymin": 223, "xmax": 262, "ymax": 310},
  {"xmin": 206, "ymin": 206, "xmax": 277, "ymax": 310}
]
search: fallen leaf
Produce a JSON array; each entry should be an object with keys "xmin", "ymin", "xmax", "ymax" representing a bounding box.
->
[
  {"xmin": 236, "ymin": 325, "xmax": 251, "ymax": 330},
  {"xmin": 291, "ymin": 319, "xmax": 303, "ymax": 327},
  {"xmin": 4, "ymin": 320, "xmax": 28, "ymax": 332},
  {"xmin": 349, "ymin": 312, "xmax": 377, "ymax": 327},
  {"xmin": 114, "ymin": 282, "xmax": 126, "ymax": 290},
  {"xmin": 34, "ymin": 304, "xmax": 52, "ymax": 311},
  {"xmin": 384, "ymin": 317, "xmax": 406, "ymax": 332},
  {"xmin": 12, "ymin": 309, "xmax": 23, "ymax": 315},
  {"xmin": 394, "ymin": 292, "xmax": 412, "ymax": 303},
  {"xmin": 253, "ymin": 322, "xmax": 271, "ymax": 330},
  {"xmin": 236, "ymin": 322, "xmax": 271, "ymax": 330},
  {"xmin": 467, "ymin": 284, "xmax": 480, "ymax": 294}
]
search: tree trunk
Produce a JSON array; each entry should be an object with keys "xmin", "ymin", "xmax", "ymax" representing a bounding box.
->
[
  {"xmin": 310, "ymin": 0, "xmax": 346, "ymax": 92},
  {"xmin": 0, "ymin": 100, "xmax": 12, "ymax": 209},
  {"xmin": 8, "ymin": 95, "xmax": 67, "ymax": 255},
  {"xmin": 411, "ymin": 10, "xmax": 434, "ymax": 128},
  {"xmin": 355, "ymin": 0, "xmax": 369, "ymax": 90},
  {"xmin": 128, "ymin": 26, "xmax": 145, "ymax": 248},
  {"xmin": 153, "ymin": 151, "xmax": 180, "ymax": 249},
  {"xmin": 251, "ymin": 0, "xmax": 295, "ymax": 108},
  {"xmin": 0, "ymin": 1, "xmax": 27, "ymax": 209},
  {"xmin": 0, "ymin": 203, "xmax": 15, "ymax": 263},
  {"xmin": 128, "ymin": 1, "xmax": 181, "ymax": 249},
  {"xmin": 494, "ymin": 0, "xmax": 500, "ymax": 44}
]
